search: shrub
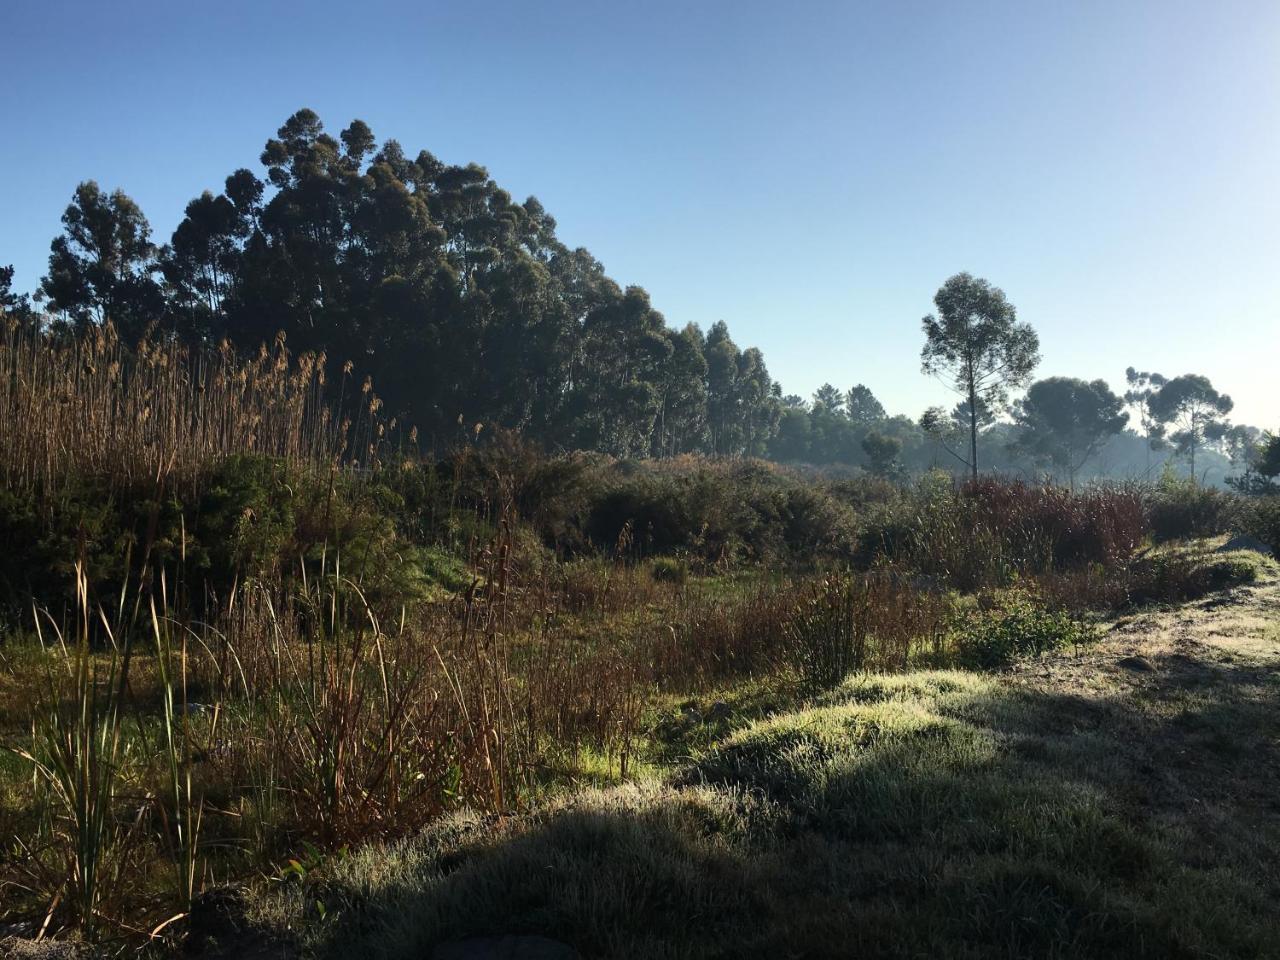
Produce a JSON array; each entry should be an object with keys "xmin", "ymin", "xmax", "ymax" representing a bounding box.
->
[
  {"xmin": 1124, "ymin": 551, "xmax": 1258, "ymax": 606},
  {"xmin": 783, "ymin": 574, "xmax": 871, "ymax": 689},
  {"xmin": 779, "ymin": 573, "xmax": 949, "ymax": 689},
  {"xmin": 858, "ymin": 474, "xmax": 1147, "ymax": 591},
  {"xmin": 650, "ymin": 557, "xmax": 689, "ymax": 585},
  {"xmin": 1146, "ymin": 472, "xmax": 1238, "ymax": 542},
  {"xmin": 580, "ymin": 460, "xmax": 858, "ymax": 565},
  {"xmin": 1240, "ymin": 496, "xmax": 1280, "ymax": 553},
  {"xmin": 951, "ymin": 592, "xmax": 1097, "ymax": 670}
]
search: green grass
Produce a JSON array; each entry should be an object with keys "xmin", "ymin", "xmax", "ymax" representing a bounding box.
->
[
  {"xmin": 5, "ymin": 540, "xmax": 1277, "ymax": 954},
  {"xmin": 250, "ymin": 655, "xmax": 1280, "ymax": 959}
]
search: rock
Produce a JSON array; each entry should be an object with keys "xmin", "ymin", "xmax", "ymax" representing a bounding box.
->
[
  {"xmin": 1218, "ymin": 534, "xmax": 1274, "ymax": 557},
  {"xmin": 1116, "ymin": 655, "xmax": 1156, "ymax": 673},
  {"xmin": 433, "ymin": 936, "xmax": 581, "ymax": 960},
  {"xmin": 704, "ymin": 700, "xmax": 732, "ymax": 722}
]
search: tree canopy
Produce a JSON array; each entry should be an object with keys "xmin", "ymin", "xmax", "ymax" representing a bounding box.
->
[
  {"xmin": 921, "ymin": 273, "xmax": 1040, "ymax": 478},
  {"xmin": 1011, "ymin": 377, "xmax": 1128, "ymax": 487},
  {"xmin": 1147, "ymin": 374, "xmax": 1234, "ymax": 478}
]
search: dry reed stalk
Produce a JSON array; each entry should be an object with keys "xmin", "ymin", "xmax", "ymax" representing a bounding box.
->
[{"xmin": 0, "ymin": 321, "xmax": 394, "ymax": 499}]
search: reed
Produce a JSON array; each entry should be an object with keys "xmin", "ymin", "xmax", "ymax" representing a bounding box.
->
[
  {"xmin": 10, "ymin": 564, "xmax": 134, "ymax": 938},
  {"xmin": 0, "ymin": 320, "xmax": 394, "ymax": 499}
]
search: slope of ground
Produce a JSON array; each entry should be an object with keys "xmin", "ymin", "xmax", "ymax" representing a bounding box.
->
[{"xmin": 241, "ymin": 553, "xmax": 1280, "ymax": 960}]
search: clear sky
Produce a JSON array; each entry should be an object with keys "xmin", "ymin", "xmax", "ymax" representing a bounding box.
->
[{"xmin": 3, "ymin": 0, "xmax": 1278, "ymax": 429}]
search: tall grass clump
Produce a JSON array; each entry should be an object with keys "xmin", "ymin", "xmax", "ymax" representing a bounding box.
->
[
  {"xmin": 860, "ymin": 473, "xmax": 1148, "ymax": 592},
  {"xmin": 10, "ymin": 565, "xmax": 134, "ymax": 939},
  {"xmin": 784, "ymin": 574, "xmax": 872, "ymax": 689},
  {"xmin": 0, "ymin": 319, "xmax": 397, "ymax": 499},
  {"xmin": 782, "ymin": 572, "xmax": 950, "ymax": 690}
]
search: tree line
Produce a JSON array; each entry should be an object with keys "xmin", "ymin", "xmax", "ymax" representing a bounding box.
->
[
  {"xmin": 1, "ymin": 109, "xmax": 1274, "ymax": 487},
  {"xmin": 2, "ymin": 109, "xmax": 780, "ymax": 458}
]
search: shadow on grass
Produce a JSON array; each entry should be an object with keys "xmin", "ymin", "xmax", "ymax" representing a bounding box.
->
[{"xmin": 253, "ymin": 667, "xmax": 1280, "ymax": 960}]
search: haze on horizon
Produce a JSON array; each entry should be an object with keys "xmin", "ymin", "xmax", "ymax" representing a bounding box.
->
[{"xmin": 2, "ymin": 0, "xmax": 1277, "ymax": 430}]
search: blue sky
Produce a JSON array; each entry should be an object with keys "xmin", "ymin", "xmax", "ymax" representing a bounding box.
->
[{"xmin": 3, "ymin": 0, "xmax": 1277, "ymax": 429}]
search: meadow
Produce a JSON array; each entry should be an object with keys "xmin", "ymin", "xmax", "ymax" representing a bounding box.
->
[{"xmin": 1, "ymin": 324, "xmax": 1278, "ymax": 958}]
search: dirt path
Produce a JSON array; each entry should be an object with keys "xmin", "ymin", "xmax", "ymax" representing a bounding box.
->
[{"xmin": 1008, "ymin": 551, "xmax": 1280, "ymax": 852}]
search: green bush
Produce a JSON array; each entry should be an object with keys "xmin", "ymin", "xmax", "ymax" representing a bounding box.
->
[
  {"xmin": 1204, "ymin": 557, "xmax": 1259, "ymax": 588},
  {"xmin": 0, "ymin": 478, "xmax": 187, "ymax": 613},
  {"xmin": 1146, "ymin": 472, "xmax": 1238, "ymax": 542},
  {"xmin": 581, "ymin": 460, "xmax": 858, "ymax": 565},
  {"xmin": 952, "ymin": 592, "xmax": 1097, "ymax": 670},
  {"xmin": 1124, "ymin": 550, "xmax": 1258, "ymax": 607},
  {"xmin": 650, "ymin": 557, "xmax": 688, "ymax": 585},
  {"xmin": 193, "ymin": 454, "xmax": 298, "ymax": 586},
  {"xmin": 0, "ymin": 454, "xmax": 426, "ymax": 617},
  {"xmin": 1240, "ymin": 496, "xmax": 1280, "ymax": 553}
]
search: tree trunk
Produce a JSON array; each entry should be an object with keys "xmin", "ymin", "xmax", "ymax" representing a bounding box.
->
[{"xmin": 968, "ymin": 381, "xmax": 979, "ymax": 480}]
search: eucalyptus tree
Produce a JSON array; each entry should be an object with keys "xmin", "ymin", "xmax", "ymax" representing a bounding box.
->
[
  {"xmin": 1011, "ymin": 377, "xmax": 1128, "ymax": 488},
  {"xmin": 770, "ymin": 404, "xmax": 813, "ymax": 462},
  {"xmin": 1122, "ymin": 367, "xmax": 1168, "ymax": 475},
  {"xmin": 0, "ymin": 265, "xmax": 35, "ymax": 328},
  {"xmin": 920, "ymin": 273, "xmax": 1040, "ymax": 478},
  {"xmin": 704, "ymin": 322, "xmax": 742, "ymax": 455},
  {"xmin": 160, "ymin": 182, "xmax": 257, "ymax": 340},
  {"xmin": 1147, "ymin": 374, "xmax": 1234, "ymax": 478},
  {"xmin": 1221, "ymin": 424, "xmax": 1262, "ymax": 470},
  {"xmin": 920, "ymin": 405, "xmax": 969, "ymax": 471},
  {"xmin": 34, "ymin": 108, "xmax": 790, "ymax": 459},
  {"xmin": 568, "ymin": 285, "xmax": 673, "ymax": 456},
  {"xmin": 40, "ymin": 181, "xmax": 164, "ymax": 339},
  {"xmin": 652, "ymin": 324, "xmax": 709, "ymax": 456}
]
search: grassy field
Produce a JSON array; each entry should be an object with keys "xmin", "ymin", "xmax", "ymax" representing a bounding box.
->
[
  {"xmin": 3, "ymin": 329, "xmax": 1280, "ymax": 958},
  {"xmin": 209, "ymin": 547, "xmax": 1280, "ymax": 960}
]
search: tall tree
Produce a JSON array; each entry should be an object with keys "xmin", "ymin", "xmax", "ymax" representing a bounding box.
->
[
  {"xmin": 1123, "ymin": 367, "xmax": 1168, "ymax": 476},
  {"xmin": 0, "ymin": 265, "xmax": 35, "ymax": 328},
  {"xmin": 40, "ymin": 181, "xmax": 163, "ymax": 339},
  {"xmin": 1221, "ymin": 424, "xmax": 1262, "ymax": 470},
  {"xmin": 1147, "ymin": 374, "xmax": 1233, "ymax": 479},
  {"xmin": 31, "ymin": 109, "xmax": 793, "ymax": 459},
  {"xmin": 920, "ymin": 405, "xmax": 972, "ymax": 471},
  {"xmin": 812, "ymin": 383, "xmax": 845, "ymax": 416},
  {"xmin": 770, "ymin": 404, "xmax": 813, "ymax": 462},
  {"xmin": 1011, "ymin": 377, "xmax": 1128, "ymax": 488},
  {"xmin": 920, "ymin": 273, "xmax": 1040, "ymax": 478},
  {"xmin": 861, "ymin": 430, "xmax": 902, "ymax": 478},
  {"xmin": 845, "ymin": 384, "xmax": 885, "ymax": 424},
  {"xmin": 653, "ymin": 323, "xmax": 709, "ymax": 455},
  {"xmin": 568, "ymin": 286, "xmax": 672, "ymax": 456}
]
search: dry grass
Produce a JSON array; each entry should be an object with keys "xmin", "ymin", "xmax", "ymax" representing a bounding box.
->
[{"xmin": 0, "ymin": 320, "xmax": 397, "ymax": 499}]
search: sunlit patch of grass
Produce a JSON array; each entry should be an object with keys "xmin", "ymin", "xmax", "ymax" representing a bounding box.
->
[{"xmin": 249, "ymin": 651, "xmax": 1280, "ymax": 959}]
